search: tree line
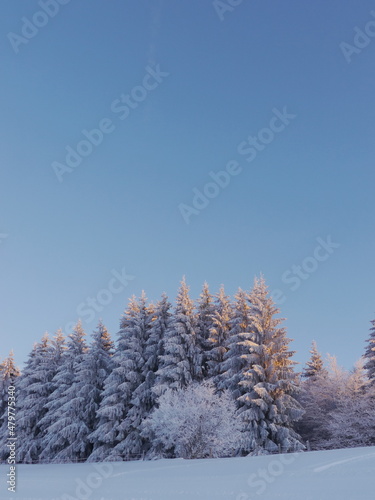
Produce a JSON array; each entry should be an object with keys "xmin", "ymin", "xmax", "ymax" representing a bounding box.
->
[{"xmin": 0, "ymin": 276, "xmax": 374, "ymax": 462}]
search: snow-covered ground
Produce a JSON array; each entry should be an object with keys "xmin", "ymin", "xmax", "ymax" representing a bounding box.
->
[{"xmin": 1, "ymin": 446, "xmax": 375, "ymax": 500}]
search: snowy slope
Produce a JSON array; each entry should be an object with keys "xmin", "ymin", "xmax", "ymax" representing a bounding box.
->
[{"xmin": 1, "ymin": 446, "xmax": 375, "ymax": 500}]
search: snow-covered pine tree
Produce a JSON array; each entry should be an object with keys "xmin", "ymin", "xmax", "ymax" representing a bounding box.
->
[
  {"xmin": 44, "ymin": 321, "xmax": 114, "ymax": 463},
  {"xmin": 36, "ymin": 329, "xmax": 67, "ymax": 441},
  {"xmin": 78, "ymin": 320, "xmax": 114, "ymax": 444},
  {"xmin": 14, "ymin": 333, "xmax": 60, "ymax": 463},
  {"xmin": 302, "ymin": 341, "xmax": 327, "ymax": 380},
  {"xmin": 218, "ymin": 288, "xmax": 251, "ymax": 399},
  {"xmin": 49, "ymin": 329, "xmax": 67, "ymax": 369},
  {"xmin": 297, "ymin": 353, "xmax": 352, "ymax": 450},
  {"xmin": 0, "ymin": 351, "xmax": 20, "ymax": 462},
  {"xmin": 207, "ymin": 286, "xmax": 232, "ymax": 386},
  {"xmin": 237, "ymin": 276, "xmax": 303, "ymax": 454},
  {"xmin": 297, "ymin": 341, "xmax": 329, "ymax": 448},
  {"xmin": 195, "ymin": 282, "xmax": 216, "ymax": 378},
  {"xmin": 364, "ymin": 318, "xmax": 375, "ymax": 385},
  {"xmin": 134, "ymin": 293, "xmax": 171, "ymax": 456},
  {"xmin": 39, "ymin": 321, "xmax": 87, "ymax": 463},
  {"xmin": 0, "ymin": 351, "xmax": 20, "ymax": 424},
  {"xmin": 154, "ymin": 278, "xmax": 201, "ymax": 395},
  {"xmin": 144, "ymin": 294, "xmax": 171, "ymax": 385},
  {"xmin": 88, "ymin": 294, "xmax": 151, "ymax": 462},
  {"xmin": 108, "ymin": 292, "xmax": 154, "ymax": 460},
  {"xmin": 0, "ymin": 351, "xmax": 20, "ymax": 387}
]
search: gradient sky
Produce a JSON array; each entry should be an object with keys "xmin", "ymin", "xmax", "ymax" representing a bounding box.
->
[{"xmin": 1, "ymin": 0, "xmax": 374, "ymax": 370}]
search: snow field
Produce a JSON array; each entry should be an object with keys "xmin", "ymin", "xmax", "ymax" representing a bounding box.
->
[{"xmin": 1, "ymin": 446, "xmax": 374, "ymax": 500}]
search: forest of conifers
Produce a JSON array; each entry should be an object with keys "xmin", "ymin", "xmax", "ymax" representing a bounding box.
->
[{"xmin": 1, "ymin": 276, "xmax": 374, "ymax": 463}]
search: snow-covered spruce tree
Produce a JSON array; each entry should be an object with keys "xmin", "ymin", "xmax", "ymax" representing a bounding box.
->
[
  {"xmin": 88, "ymin": 294, "xmax": 152, "ymax": 462},
  {"xmin": 49, "ymin": 329, "xmax": 67, "ymax": 369},
  {"xmin": 0, "ymin": 351, "xmax": 20, "ymax": 462},
  {"xmin": 143, "ymin": 382, "xmax": 242, "ymax": 459},
  {"xmin": 218, "ymin": 288, "xmax": 252, "ymax": 399},
  {"xmin": 154, "ymin": 278, "xmax": 202, "ymax": 395},
  {"xmin": 131, "ymin": 293, "xmax": 171, "ymax": 457},
  {"xmin": 195, "ymin": 282, "xmax": 216, "ymax": 378},
  {"xmin": 296, "ymin": 355, "xmax": 349, "ymax": 450},
  {"xmin": 207, "ymin": 286, "xmax": 232, "ymax": 386},
  {"xmin": 364, "ymin": 318, "xmax": 375, "ymax": 385},
  {"xmin": 39, "ymin": 322, "xmax": 87, "ymax": 463},
  {"xmin": 296, "ymin": 341, "xmax": 327, "ymax": 447},
  {"xmin": 302, "ymin": 341, "xmax": 327, "ymax": 380},
  {"xmin": 0, "ymin": 351, "xmax": 20, "ymax": 388},
  {"xmin": 143, "ymin": 294, "xmax": 171, "ymax": 391},
  {"xmin": 43, "ymin": 321, "xmax": 114, "ymax": 463},
  {"xmin": 77, "ymin": 320, "xmax": 114, "ymax": 446},
  {"xmin": 237, "ymin": 277, "xmax": 304, "ymax": 454},
  {"xmin": 0, "ymin": 351, "xmax": 20, "ymax": 426},
  {"xmin": 36, "ymin": 328, "xmax": 67, "ymax": 437},
  {"xmin": 108, "ymin": 292, "xmax": 154, "ymax": 460},
  {"xmin": 14, "ymin": 333, "xmax": 61, "ymax": 463}
]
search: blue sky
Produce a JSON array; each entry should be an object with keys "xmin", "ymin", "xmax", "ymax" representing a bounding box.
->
[{"xmin": 1, "ymin": 0, "xmax": 374, "ymax": 370}]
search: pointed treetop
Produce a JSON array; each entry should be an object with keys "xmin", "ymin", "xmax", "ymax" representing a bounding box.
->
[
  {"xmin": 119, "ymin": 295, "xmax": 140, "ymax": 329},
  {"xmin": 175, "ymin": 277, "xmax": 194, "ymax": 315},
  {"xmin": 251, "ymin": 274, "xmax": 270, "ymax": 301},
  {"xmin": 53, "ymin": 328, "xmax": 65, "ymax": 342},
  {"xmin": 92, "ymin": 320, "xmax": 114, "ymax": 353},
  {"xmin": 41, "ymin": 331, "xmax": 50, "ymax": 345},
  {"xmin": 303, "ymin": 340, "xmax": 326, "ymax": 379},
  {"xmin": 66, "ymin": 320, "xmax": 87, "ymax": 355},
  {"xmin": 0, "ymin": 350, "xmax": 20, "ymax": 380}
]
